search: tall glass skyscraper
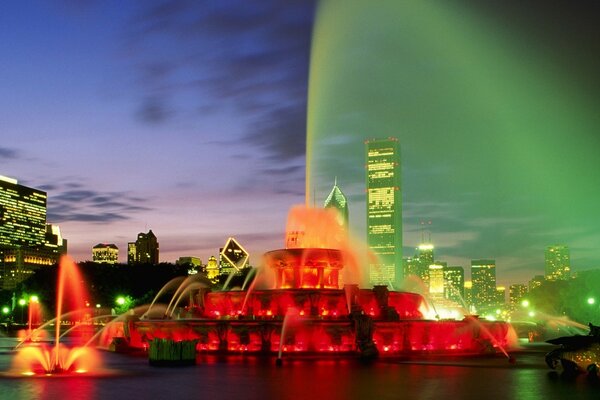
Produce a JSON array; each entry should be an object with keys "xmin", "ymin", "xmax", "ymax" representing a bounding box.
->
[
  {"xmin": 366, "ymin": 138, "xmax": 402, "ymax": 288},
  {"xmin": 0, "ymin": 175, "xmax": 47, "ymax": 248},
  {"xmin": 545, "ymin": 245, "xmax": 570, "ymax": 281},
  {"xmin": 471, "ymin": 259, "xmax": 497, "ymax": 312}
]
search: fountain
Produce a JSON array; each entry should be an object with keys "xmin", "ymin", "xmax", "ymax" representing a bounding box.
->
[
  {"xmin": 100, "ymin": 206, "xmax": 517, "ymax": 360},
  {"xmin": 9, "ymin": 256, "xmax": 103, "ymax": 376}
]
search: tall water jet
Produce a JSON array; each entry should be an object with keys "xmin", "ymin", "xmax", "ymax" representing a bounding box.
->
[{"xmin": 12, "ymin": 256, "xmax": 102, "ymax": 375}]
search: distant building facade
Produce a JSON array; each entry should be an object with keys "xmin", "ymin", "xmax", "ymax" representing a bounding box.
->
[
  {"xmin": 444, "ymin": 266, "xmax": 465, "ymax": 304},
  {"xmin": 509, "ymin": 284, "xmax": 528, "ymax": 309},
  {"xmin": 528, "ymin": 274, "xmax": 544, "ymax": 291},
  {"xmin": 92, "ymin": 243, "xmax": 119, "ymax": 264},
  {"xmin": 128, "ymin": 230, "xmax": 159, "ymax": 265},
  {"xmin": 545, "ymin": 245, "xmax": 570, "ymax": 281},
  {"xmin": 471, "ymin": 259, "xmax": 497, "ymax": 312},
  {"xmin": 366, "ymin": 138, "xmax": 402, "ymax": 288},
  {"xmin": 0, "ymin": 176, "xmax": 66, "ymax": 289}
]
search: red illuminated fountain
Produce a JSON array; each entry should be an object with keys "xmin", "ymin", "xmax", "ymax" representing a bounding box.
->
[
  {"xmin": 10, "ymin": 256, "xmax": 102, "ymax": 376},
  {"xmin": 100, "ymin": 206, "xmax": 517, "ymax": 361}
]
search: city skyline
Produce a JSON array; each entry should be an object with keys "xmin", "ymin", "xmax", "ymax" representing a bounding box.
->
[{"xmin": 2, "ymin": 2, "xmax": 600, "ymax": 286}]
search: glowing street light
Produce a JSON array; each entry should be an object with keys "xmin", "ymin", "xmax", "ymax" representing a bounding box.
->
[
  {"xmin": 521, "ymin": 299, "xmax": 530, "ymax": 308},
  {"xmin": 18, "ymin": 299, "xmax": 26, "ymax": 306},
  {"xmin": 2, "ymin": 306, "xmax": 9, "ymax": 315},
  {"xmin": 587, "ymin": 297, "xmax": 596, "ymax": 305},
  {"xmin": 30, "ymin": 295, "xmax": 39, "ymax": 303},
  {"xmin": 116, "ymin": 296, "xmax": 126, "ymax": 306}
]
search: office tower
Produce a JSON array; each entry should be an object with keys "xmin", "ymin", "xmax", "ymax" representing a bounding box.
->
[
  {"xmin": 92, "ymin": 243, "xmax": 119, "ymax": 264},
  {"xmin": 444, "ymin": 266, "xmax": 465, "ymax": 304},
  {"xmin": 471, "ymin": 259, "xmax": 497, "ymax": 312},
  {"xmin": 0, "ymin": 176, "xmax": 65, "ymax": 289},
  {"xmin": 127, "ymin": 242, "xmax": 136, "ymax": 265},
  {"xmin": 528, "ymin": 275, "xmax": 544, "ymax": 291},
  {"xmin": 428, "ymin": 264, "xmax": 445, "ymax": 300},
  {"xmin": 131, "ymin": 230, "xmax": 159, "ymax": 264},
  {"xmin": 219, "ymin": 237, "xmax": 249, "ymax": 276},
  {"xmin": 464, "ymin": 281, "xmax": 473, "ymax": 312},
  {"xmin": 366, "ymin": 138, "xmax": 402, "ymax": 288},
  {"xmin": 403, "ymin": 256, "xmax": 419, "ymax": 279},
  {"xmin": 415, "ymin": 244, "xmax": 434, "ymax": 286},
  {"xmin": 323, "ymin": 178, "xmax": 349, "ymax": 230},
  {"xmin": 496, "ymin": 286, "xmax": 506, "ymax": 307},
  {"xmin": 545, "ymin": 245, "xmax": 571, "ymax": 281},
  {"xmin": 0, "ymin": 175, "xmax": 46, "ymax": 248},
  {"xmin": 509, "ymin": 284, "xmax": 527, "ymax": 308}
]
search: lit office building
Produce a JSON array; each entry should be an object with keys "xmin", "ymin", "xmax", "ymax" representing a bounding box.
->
[
  {"xmin": 444, "ymin": 266, "xmax": 465, "ymax": 304},
  {"xmin": 323, "ymin": 179, "xmax": 349, "ymax": 230},
  {"xmin": 127, "ymin": 242, "xmax": 136, "ymax": 264},
  {"xmin": 471, "ymin": 259, "xmax": 497, "ymax": 312},
  {"xmin": 545, "ymin": 245, "xmax": 570, "ymax": 281},
  {"xmin": 509, "ymin": 284, "xmax": 528, "ymax": 309},
  {"xmin": 0, "ymin": 176, "xmax": 66, "ymax": 289},
  {"xmin": 496, "ymin": 286, "xmax": 506, "ymax": 307},
  {"xmin": 415, "ymin": 244, "xmax": 434, "ymax": 286},
  {"xmin": 0, "ymin": 175, "xmax": 46, "ymax": 248},
  {"xmin": 92, "ymin": 243, "xmax": 119, "ymax": 264},
  {"xmin": 366, "ymin": 138, "xmax": 402, "ymax": 288},
  {"xmin": 528, "ymin": 275, "xmax": 544, "ymax": 291},
  {"xmin": 128, "ymin": 230, "xmax": 159, "ymax": 265},
  {"xmin": 428, "ymin": 264, "xmax": 445, "ymax": 301}
]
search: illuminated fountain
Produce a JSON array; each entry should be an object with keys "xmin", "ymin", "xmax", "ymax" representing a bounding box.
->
[
  {"xmin": 10, "ymin": 256, "xmax": 103, "ymax": 376},
  {"xmin": 101, "ymin": 206, "xmax": 516, "ymax": 360}
]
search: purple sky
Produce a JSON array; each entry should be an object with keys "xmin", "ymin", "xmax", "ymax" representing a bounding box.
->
[{"xmin": 2, "ymin": 1, "xmax": 599, "ymax": 286}]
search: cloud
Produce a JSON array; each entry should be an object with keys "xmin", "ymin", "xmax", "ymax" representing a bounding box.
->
[
  {"xmin": 0, "ymin": 146, "xmax": 19, "ymax": 160},
  {"xmin": 123, "ymin": 0, "xmax": 315, "ymax": 165},
  {"xmin": 45, "ymin": 180, "xmax": 152, "ymax": 224}
]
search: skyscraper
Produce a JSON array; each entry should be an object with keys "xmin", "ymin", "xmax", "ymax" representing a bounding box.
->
[
  {"xmin": 415, "ymin": 243, "xmax": 434, "ymax": 287},
  {"xmin": 129, "ymin": 230, "xmax": 159, "ymax": 264},
  {"xmin": 0, "ymin": 176, "xmax": 65, "ymax": 289},
  {"xmin": 0, "ymin": 175, "xmax": 47, "ymax": 248},
  {"xmin": 323, "ymin": 179, "xmax": 349, "ymax": 230},
  {"xmin": 545, "ymin": 245, "xmax": 570, "ymax": 281},
  {"xmin": 471, "ymin": 259, "xmax": 497, "ymax": 312},
  {"xmin": 366, "ymin": 138, "xmax": 402, "ymax": 288},
  {"xmin": 444, "ymin": 266, "xmax": 465, "ymax": 304}
]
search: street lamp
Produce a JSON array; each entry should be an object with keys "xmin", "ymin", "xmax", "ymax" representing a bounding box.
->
[{"xmin": 587, "ymin": 297, "xmax": 596, "ymax": 305}]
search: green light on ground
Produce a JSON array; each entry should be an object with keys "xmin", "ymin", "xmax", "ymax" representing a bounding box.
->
[{"xmin": 2, "ymin": 306, "xmax": 9, "ymax": 314}]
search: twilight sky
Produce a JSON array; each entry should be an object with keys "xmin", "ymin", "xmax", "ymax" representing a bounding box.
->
[{"xmin": 2, "ymin": 1, "xmax": 599, "ymax": 286}]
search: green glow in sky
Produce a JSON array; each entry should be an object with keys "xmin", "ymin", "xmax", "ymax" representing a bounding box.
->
[{"xmin": 306, "ymin": 0, "xmax": 600, "ymax": 283}]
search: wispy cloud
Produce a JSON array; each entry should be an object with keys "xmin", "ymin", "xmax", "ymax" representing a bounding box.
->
[
  {"xmin": 45, "ymin": 180, "xmax": 152, "ymax": 223},
  {"xmin": 0, "ymin": 146, "xmax": 19, "ymax": 161},
  {"xmin": 123, "ymin": 0, "xmax": 315, "ymax": 168}
]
